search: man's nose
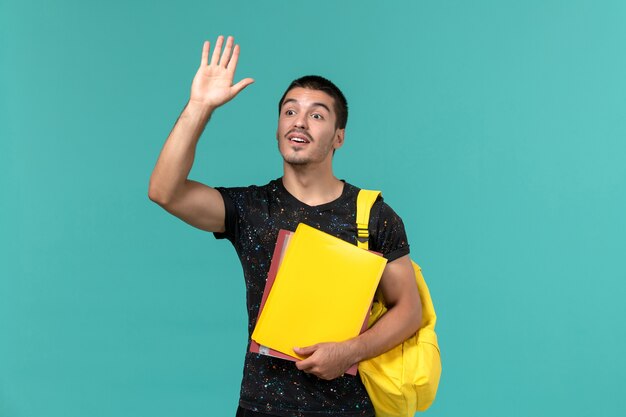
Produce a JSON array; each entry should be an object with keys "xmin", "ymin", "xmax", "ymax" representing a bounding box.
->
[{"xmin": 294, "ymin": 113, "xmax": 308, "ymax": 129}]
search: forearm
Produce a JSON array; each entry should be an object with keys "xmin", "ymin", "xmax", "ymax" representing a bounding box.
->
[
  {"xmin": 149, "ymin": 101, "xmax": 215, "ymax": 204},
  {"xmin": 295, "ymin": 256, "xmax": 422, "ymax": 379},
  {"xmin": 293, "ymin": 296, "xmax": 421, "ymax": 380},
  {"xmin": 347, "ymin": 297, "xmax": 422, "ymax": 364}
]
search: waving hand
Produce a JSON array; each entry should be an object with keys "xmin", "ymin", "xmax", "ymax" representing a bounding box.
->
[{"xmin": 190, "ymin": 35, "xmax": 254, "ymax": 109}]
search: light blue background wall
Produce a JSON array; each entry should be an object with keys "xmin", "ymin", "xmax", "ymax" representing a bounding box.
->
[{"xmin": 2, "ymin": 1, "xmax": 625, "ymax": 416}]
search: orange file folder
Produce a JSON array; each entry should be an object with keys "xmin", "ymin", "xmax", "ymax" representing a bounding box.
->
[
  {"xmin": 250, "ymin": 229, "xmax": 299, "ymax": 361},
  {"xmin": 251, "ymin": 223, "xmax": 387, "ymax": 364}
]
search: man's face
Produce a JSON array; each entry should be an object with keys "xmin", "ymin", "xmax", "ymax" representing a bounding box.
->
[{"xmin": 276, "ymin": 87, "xmax": 344, "ymax": 167}]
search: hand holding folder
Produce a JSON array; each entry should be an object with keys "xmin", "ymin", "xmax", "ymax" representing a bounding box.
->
[{"xmin": 250, "ymin": 223, "xmax": 387, "ymax": 375}]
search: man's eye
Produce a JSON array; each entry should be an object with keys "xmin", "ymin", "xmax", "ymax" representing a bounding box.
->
[
  {"xmin": 285, "ymin": 110, "xmax": 296, "ymax": 116},
  {"xmin": 311, "ymin": 113, "xmax": 323, "ymax": 120}
]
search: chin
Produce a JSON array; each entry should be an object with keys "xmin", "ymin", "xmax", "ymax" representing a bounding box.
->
[
  {"xmin": 279, "ymin": 148, "xmax": 308, "ymax": 165},
  {"xmin": 283, "ymin": 156, "xmax": 310, "ymax": 166}
]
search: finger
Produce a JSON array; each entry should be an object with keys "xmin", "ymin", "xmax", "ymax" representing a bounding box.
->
[
  {"xmin": 210, "ymin": 35, "xmax": 224, "ymax": 66},
  {"xmin": 200, "ymin": 41, "xmax": 209, "ymax": 66},
  {"xmin": 295, "ymin": 357, "xmax": 314, "ymax": 371},
  {"xmin": 231, "ymin": 78, "xmax": 255, "ymax": 96},
  {"xmin": 293, "ymin": 345, "xmax": 317, "ymax": 356},
  {"xmin": 219, "ymin": 36, "xmax": 234, "ymax": 67},
  {"xmin": 226, "ymin": 44, "xmax": 241, "ymax": 71}
]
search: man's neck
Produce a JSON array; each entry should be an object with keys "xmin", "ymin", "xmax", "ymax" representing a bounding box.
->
[{"xmin": 282, "ymin": 164, "xmax": 344, "ymax": 207}]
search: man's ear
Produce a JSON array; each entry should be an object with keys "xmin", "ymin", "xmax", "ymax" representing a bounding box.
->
[{"xmin": 333, "ymin": 129, "xmax": 345, "ymax": 150}]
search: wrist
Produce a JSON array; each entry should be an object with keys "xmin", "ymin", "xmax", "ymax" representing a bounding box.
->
[
  {"xmin": 345, "ymin": 338, "xmax": 367, "ymax": 364},
  {"xmin": 185, "ymin": 99, "xmax": 216, "ymax": 120}
]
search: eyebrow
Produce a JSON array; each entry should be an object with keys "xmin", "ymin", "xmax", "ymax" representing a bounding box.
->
[{"xmin": 281, "ymin": 98, "xmax": 331, "ymax": 113}]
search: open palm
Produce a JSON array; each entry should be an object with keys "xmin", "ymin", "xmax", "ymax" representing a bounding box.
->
[{"xmin": 190, "ymin": 35, "xmax": 254, "ymax": 109}]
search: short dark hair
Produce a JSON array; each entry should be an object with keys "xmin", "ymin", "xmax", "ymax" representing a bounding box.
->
[{"xmin": 278, "ymin": 75, "xmax": 348, "ymax": 129}]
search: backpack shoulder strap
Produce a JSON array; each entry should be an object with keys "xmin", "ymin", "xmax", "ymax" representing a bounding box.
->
[
  {"xmin": 357, "ymin": 189, "xmax": 438, "ymax": 330},
  {"xmin": 356, "ymin": 189, "xmax": 381, "ymax": 250}
]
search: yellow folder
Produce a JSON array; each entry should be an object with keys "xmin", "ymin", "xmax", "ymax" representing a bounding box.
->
[{"xmin": 251, "ymin": 223, "xmax": 388, "ymax": 360}]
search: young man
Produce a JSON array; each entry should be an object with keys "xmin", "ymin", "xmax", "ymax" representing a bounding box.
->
[{"xmin": 149, "ymin": 35, "xmax": 421, "ymax": 417}]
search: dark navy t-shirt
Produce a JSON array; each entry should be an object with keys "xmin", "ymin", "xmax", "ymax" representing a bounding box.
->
[{"xmin": 214, "ymin": 178, "xmax": 409, "ymax": 417}]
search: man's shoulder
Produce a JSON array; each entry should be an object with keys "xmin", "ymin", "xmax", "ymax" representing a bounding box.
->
[
  {"xmin": 342, "ymin": 181, "xmax": 388, "ymax": 208},
  {"xmin": 350, "ymin": 184, "xmax": 406, "ymax": 225}
]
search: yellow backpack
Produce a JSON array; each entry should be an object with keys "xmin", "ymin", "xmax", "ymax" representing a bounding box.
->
[{"xmin": 356, "ymin": 190, "xmax": 442, "ymax": 416}]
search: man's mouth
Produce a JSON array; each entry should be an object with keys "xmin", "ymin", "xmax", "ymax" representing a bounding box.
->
[
  {"xmin": 287, "ymin": 131, "xmax": 312, "ymax": 144},
  {"xmin": 289, "ymin": 137, "xmax": 309, "ymax": 143}
]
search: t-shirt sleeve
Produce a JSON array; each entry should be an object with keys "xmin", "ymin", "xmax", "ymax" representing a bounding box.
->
[
  {"xmin": 371, "ymin": 199, "xmax": 410, "ymax": 263},
  {"xmin": 213, "ymin": 187, "xmax": 239, "ymax": 243}
]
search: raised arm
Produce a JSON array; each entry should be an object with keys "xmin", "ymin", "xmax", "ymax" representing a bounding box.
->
[{"xmin": 148, "ymin": 35, "xmax": 254, "ymax": 232}]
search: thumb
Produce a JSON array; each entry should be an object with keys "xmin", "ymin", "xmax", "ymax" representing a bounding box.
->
[
  {"xmin": 231, "ymin": 77, "xmax": 255, "ymax": 96},
  {"xmin": 293, "ymin": 344, "xmax": 318, "ymax": 356}
]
